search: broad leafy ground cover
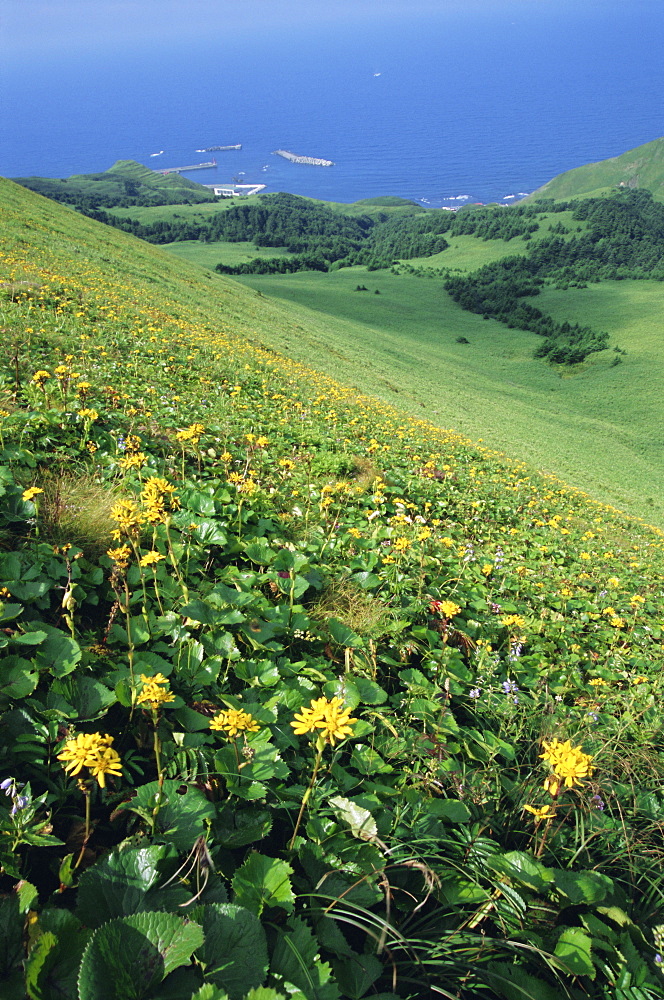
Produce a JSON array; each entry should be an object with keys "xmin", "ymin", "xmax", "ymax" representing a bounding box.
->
[{"xmin": 2, "ymin": 178, "xmax": 664, "ymax": 999}]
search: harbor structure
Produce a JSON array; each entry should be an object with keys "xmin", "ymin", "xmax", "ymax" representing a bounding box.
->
[
  {"xmin": 156, "ymin": 159, "xmax": 217, "ymax": 175},
  {"xmin": 273, "ymin": 149, "xmax": 334, "ymax": 166}
]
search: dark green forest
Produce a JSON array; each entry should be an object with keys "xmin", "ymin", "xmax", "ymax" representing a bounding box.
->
[{"xmin": 15, "ymin": 168, "xmax": 664, "ymax": 366}]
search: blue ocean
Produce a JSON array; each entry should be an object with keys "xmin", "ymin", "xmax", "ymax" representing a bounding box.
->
[{"xmin": 2, "ymin": 0, "xmax": 664, "ymax": 207}]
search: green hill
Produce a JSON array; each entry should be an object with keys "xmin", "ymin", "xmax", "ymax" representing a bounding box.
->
[
  {"xmin": 12, "ymin": 158, "xmax": 216, "ymax": 208},
  {"xmin": 530, "ymin": 135, "xmax": 664, "ymax": 201},
  {"xmin": 4, "ymin": 176, "xmax": 664, "ymax": 999}
]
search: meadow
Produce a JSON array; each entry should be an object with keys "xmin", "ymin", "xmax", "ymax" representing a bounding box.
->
[
  {"xmin": 232, "ymin": 266, "xmax": 664, "ymax": 526},
  {"xmin": 3, "ymin": 176, "xmax": 664, "ymax": 999}
]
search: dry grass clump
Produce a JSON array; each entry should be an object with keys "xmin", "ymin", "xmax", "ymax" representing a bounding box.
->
[
  {"xmin": 37, "ymin": 472, "xmax": 121, "ymax": 556},
  {"xmin": 311, "ymin": 577, "xmax": 395, "ymax": 639}
]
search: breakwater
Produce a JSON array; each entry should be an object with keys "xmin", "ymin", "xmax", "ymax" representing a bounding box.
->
[
  {"xmin": 157, "ymin": 160, "xmax": 217, "ymax": 175},
  {"xmin": 273, "ymin": 149, "xmax": 334, "ymax": 166}
]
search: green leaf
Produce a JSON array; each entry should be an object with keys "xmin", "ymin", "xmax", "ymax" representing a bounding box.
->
[
  {"xmin": 244, "ymin": 990, "xmax": 287, "ymax": 1000},
  {"xmin": 194, "ymin": 903, "xmax": 268, "ymax": 999},
  {"xmin": 244, "ymin": 542, "xmax": 275, "ymax": 566},
  {"xmin": 213, "ymin": 806, "xmax": 272, "ymax": 849},
  {"xmin": 115, "ymin": 781, "xmax": 215, "ymax": 851},
  {"xmin": 554, "ymin": 927, "xmax": 596, "ymax": 978},
  {"xmin": 0, "ymin": 603, "xmax": 24, "ymax": 624},
  {"xmin": 232, "ymin": 854, "xmax": 294, "ymax": 916},
  {"xmin": 327, "ymin": 619, "xmax": 362, "ymax": 648},
  {"xmin": 181, "ymin": 601, "xmax": 223, "ymax": 626},
  {"xmin": 25, "ymin": 909, "xmax": 91, "ymax": 1000},
  {"xmin": 78, "ymin": 912, "xmax": 204, "ymax": 1000},
  {"xmin": 0, "ymin": 895, "xmax": 23, "ymax": 979},
  {"xmin": 32, "ymin": 626, "xmax": 81, "ymax": 677},
  {"xmin": 485, "ymin": 962, "xmax": 562, "ymax": 1000},
  {"xmin": 328, "ymin": 796, "xmax": 378, "ymax": 842},
  {"xmin": 76, "ymin": 844, "xmax": 190, "ymax": 927},
  {"xmin": 331, "ymin": 952, "xmax": 382, "ymax": 999},
  {"xmin": 487, "ymin": 851, "xmax": 553, "ymax": 892},
  {"xmin": 16, "ymin": 880, "xmax": 38, "ymax": 914},
  {"xmin": 427, "ymin": 798, "xmax": 471, "ymax": 825},
  {"xmin": 50, "ymin": 675, "xmax": 116, "ymax": 720},
  {"xmin": 0, "ymin": 655, "xmax": 39, "ymax": 702},
  {"xmin": 271, "ymin": 917, "xmax": 340, "ymax": 1000},
  {"xmin": 353, "ymin": 677, "xmax": 387, "ymax": 705},
  {"xmin": 194, "ymin": 521, "xmax": 228, "ymax": 546},
  {"xmin": 553, "ymin": 869, "xmax": 613, "ymax": 905},
  {"xmin": 12, "ymin": 629, "xmax": 48, "ymax": 646},
  {"xmin": 189, "ymin": 985, "xmax": 230, "ymax": 1000}
]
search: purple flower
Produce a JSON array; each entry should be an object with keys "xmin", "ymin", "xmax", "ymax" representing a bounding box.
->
[
  {"xmin": 469, "ymin": 688, "xmax": 481, "ymax": 699},
  {"xmin": 502, "ymin": 679, "xmax": 519, "ymax": 695},
  {"xmin": 10, "ymin": 796, "xmax": 29, "ymax": 816},
  {"xmin": 590, "ymin": 794, "xmax": 605, "ymax": 811}
]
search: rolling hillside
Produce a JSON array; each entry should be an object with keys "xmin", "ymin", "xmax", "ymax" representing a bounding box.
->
[
  {"xmin": 530, "ymin": 135, "xmax": 664, "ymax": 201},
  {"xmin": 3, "ymin": 175, "xmax": 664, "ymax": 999}
]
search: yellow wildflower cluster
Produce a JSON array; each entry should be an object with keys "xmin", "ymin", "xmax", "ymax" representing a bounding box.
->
[
  {"xmin": 175, "ymin": 423, "xmax": 205, "ymax": 446},
  {"xmin": 110, "ymin": 498, "xmax": 143, "ymax": 538},
  {"xmin": 31, "ymin": 370, "xmax": 51, "ymax": 388},
  {"xmin": 106, "ymin": 544, "xmax": 132, "ymax": 570},
  {"xmin": 210, "ymin": 708, "xmax": 260, "ymax": 737},
  {"xmin": 57, "ymin": 732, "xmax": 122, "ymax": 789},
  {"xmin": 501, "ymin": 614, "xmax": 526, "ymax": 630},
  {"xmin": 136, "ymin": 673, "xmax": 175, "ymax": 710},
  {"xmin": 540, "ymin": 738, "xmax": 594, "ymax": 795},
  {"xmin": 291, "ymin": 696, "xmax": 358, "ymax": 745},
  {"xmin": 140, "ymin": 477, "xmax": 179, "ymax": 524}
]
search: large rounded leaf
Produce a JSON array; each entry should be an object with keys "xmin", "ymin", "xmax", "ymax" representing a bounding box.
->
[
  {"xmin": 194, "ymin": 903, "xmax": 268, "ymax": 999},
  {"xmin": 78, "ymin": 911, "xmax": 203, "ymax": 1000},
  {"xmin": 76, "ymin": 845, "xmax": 190, "ymax": 928}
]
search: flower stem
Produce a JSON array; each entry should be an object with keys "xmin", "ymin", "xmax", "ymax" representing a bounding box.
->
[{"xmin": 289, "ymin": 744, "xmax": 323, "ymax": 850}]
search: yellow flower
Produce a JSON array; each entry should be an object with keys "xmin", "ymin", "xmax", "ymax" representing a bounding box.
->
[
  {"xmin": 291, "ymin": 696, "xmax": 358, "ymax": 745},
  {"xmin": 210, "ymin": 708, "xmax": 260, "ymax": 737},
  {"xmin": 106, "ymin": 544, "xmax": 132, "ymax": 570},
  {"xmin": 110, "ymin": 498, "xmax": 144, "ymax": 535},
  {"xmin": 86, "ymin": 746, "xmax": 123, "ymax": 789},
  {"xmin": 139, "ymin": 550, "xmax": 165, "ymax": 567},
  {"xmin": 137, "ymin": 673, "xmax": 175, "ymax": 710},
  {"xmin": 57, "ymin": 732, "xmax": 122, "ymax": 789},
  {"xmin": 523, "ymin": 804, "xmax": 556, "ymax": 821},
  {"xmin": 393, "ymin": 536, "xmax": 412, "ymax": 553},
  {"xmin": 540, "ymin": 738, "xmax": 593, "ymax": 789},
  {"xmin": 501, "ymin": 614, "xmax": 525, "ymax": 629},
  {"xmin": 22, "ymin": 487, "xmax": 44, "ymax": 502}
]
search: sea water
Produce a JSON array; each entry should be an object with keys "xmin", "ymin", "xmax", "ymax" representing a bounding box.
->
[{"xmin": 2, "ymin": 0, "xmax": 664, "ymax": 207}]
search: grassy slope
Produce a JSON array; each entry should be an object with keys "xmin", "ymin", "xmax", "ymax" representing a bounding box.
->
[
  {"xmin": 530, "ymin": 135, "xmax": 664, "ymax": 201},
  {"xmin": 233, "ymin": 266, "xmax": 664, "ymax": 525},
  {"xmin": 6, "ymin": 175, "xmax": 664, "ymax": 526}
]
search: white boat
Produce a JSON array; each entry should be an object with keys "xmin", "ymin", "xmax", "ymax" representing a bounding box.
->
[{"xmin": 149, "ymin": 151, "xmax": 164, "ymax": 157}]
